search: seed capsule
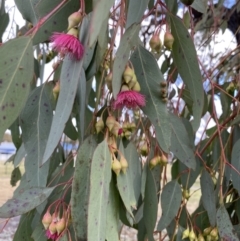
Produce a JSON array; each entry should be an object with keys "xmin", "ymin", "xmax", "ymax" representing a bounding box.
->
[
  {"xmin": 149, "ymin": 156, "xmax": 159, "ymax": 169},
  {"xmin": 95, "ymin": 118, "xmax": 104, "ymax": 134},
  {"xmin": 106, "ymin": 116, "xmax": 116, "ymax": 131},
  {"xmin": 149, "ymin": 34, "xmax": 162, "ymax": 53},
  {"xmin": 164, "ymin": 32, "xmax": 174, "ymax": 50},
  {"xmin": 111, "ymin": 156, "xmax": 122, "ymax": 176}
]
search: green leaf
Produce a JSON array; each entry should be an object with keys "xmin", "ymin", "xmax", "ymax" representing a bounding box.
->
[
  {"xmin": 0, "ymin": 187, "xmax": 55, "ymax": 218},
  {"xmin": 9, "ymin": 119, "xmax": 22, "ymax": 149},
  {"xmin": 113, "ymin": 24, "xmax": 140, "ymax": 98},
  {"xmin": 70, "ymin": 135, "xmax": 97, "ymax": 240},
  {"xmin": 13, "ymin": 144, "xmax": 25, "ymax": 167},
  {"xmin": 42, "ymin": 57, "xmax": 83, "ymax": 165},
  {"xmin": 191, "ymin": 0, "xmax": 208, "ymax": 13},
  {"xmin": 143, "ymin": 168, "xmax": 158, "ymax": 241},
  {"xmin": 88, "ymin": 0, "xmax": 114, "ymax": 47},
  {"xmin": 165, "ymin": 0, "xmax": 178, "ymax": 13},
  {"xmin": 13, "ymin": 211, "xmax": 34, "ymax": 241},
  {"xmin": 0, "ymin": 36, "xmax": 33, "ymax": 139},
  {"xmin": 126, "ymin": 0, "xmax": 149, "ymax": 28},
  {"xmin": 170, "ymin": 15, "xmax": 204, "ymax": 132},
  {"xmin": 170, "ymin": 113, "xmax": 196, "ymax": 169},
  {"xmin": 21, "ymin": 84, "xmax": 53, "ymax": 187},
  {"xmin": 200, "ymin": 170, "xmax": 216, "ymax": 226},
  {"xmin": 0, "ymin": 12, "xmax": 9, "ymax": 41},
  {"xmin": 33, "ymin": 0, "xmax": 80, "ymax": 44},
  {"xmin": 117, "ymin": 140, "xmax": 141, "ymax": 214},
  {"xmin": 31, "ymin": 225, "xmax": 46, "ymax": 241},
  {"xmin": 231, "ymin": 138, "xmax": 240, "ymax": 195},
  {"xmin": 88, "ymin": 139, "xmax": 112, "ymax": 241},
  {"xmin": 105, "ymin": 179, "xmax": 120, "ymax": 241},
  {"xmin": 64, "ymin": 116, "xmax": 78, "ymax": 140},
  {"xmin": 131, "ymin": 45, "xmax": 171, "ymax": 153},
  {"xmin": 157, "ymin": 180, "xmax": 182, "ymax": 231},
  {"xmin": 216, "ymin": 205, "xmax": 239, "ymax": 240},
  {"xmin": 14, "ymin": 0, "xmax": 40, "ymax": 24},
  {"xmin": 10, "ymin": 166, "xmax": 22, "ymax": 187}
]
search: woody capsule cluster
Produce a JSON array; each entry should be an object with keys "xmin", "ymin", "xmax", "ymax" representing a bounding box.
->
[{"xmin": 50, "ymin": 11, "xmax": 84, "ymax": 60}]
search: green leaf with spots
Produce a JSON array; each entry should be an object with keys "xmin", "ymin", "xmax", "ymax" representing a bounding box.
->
[
  {"xmin": 231, "ymin": 138, "xmax": 240, "ymax": 195},
  {"xmin": 169, "ymin": 113, "xmax": 196, "ymax": 170},
  {"xmin": 170, "ymin": 14, "xmax": 204, "ymax": 132},
  {"xmin": 88, "ymin": 139, "xmax": 112, "ymax": 241},
  {"xmin": 131, "ymin": 45, "xmax": 171, "ymax": 153},
  {"xmin": 20, "ymin": 84, "xmax": 53, "ymax": 187},
  {"xmin": 42, "ymin": 57, "xmax": 83, "ymax": 165},
  {"xmin": 117, "ymin": 140, "xmax": 141, "ymax": 214},
  {"xmin": 88, "ymin": 0, "xmax": 114, "ymax": 47},
  {"xmin": 200, "ymin": 170, "xmax": 216, "ymax": 226},
  {"xmin": 157, "ymin": 180, "xmax": 182, "ymax": 231},
  {"xmin": 0, "ymin": 36, "xmax": 33, "ymax": 140},
  {"xmin": 13, "ymin": 211, "xmax": 34, "ymax": 241},
  {"xmin": 113, "ymin": 24, "xmax": 140, "ymax": 98},
  {"xmin": 71, "ymin": 135, "xmax": 97, "ymax": 240},
  {"xmin": 217, "ymin": 205, "xmax": 239, "ymax": 240},
  {"xmin": 0, "ymin": 187, "xmax": 55, "ymax": 218},
  {"xmin": 143, "ymin": 167, "xmax": 158, "ymax": 241}
]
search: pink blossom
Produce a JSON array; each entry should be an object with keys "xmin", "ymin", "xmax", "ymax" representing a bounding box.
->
[
  {"xmin": 50, "ymin": 32, "xmax": 84, "ymax": 60},
  {"xmin": 46, "ymin": 229, "xmax": 59, "ymax": 240},
  {"xmin": 113, "ymin": 90, "xmax": 146, "ymax": 109}
]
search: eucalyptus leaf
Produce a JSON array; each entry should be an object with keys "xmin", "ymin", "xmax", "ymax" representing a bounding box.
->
[
  {"xmin": 170, "ymin": 15, "xmax": 204, "ymax": 132},
  {"xmin": 157, "ymin": 180, "xmax": 182, "ymax": 231},
  {"xmin": 131, "ymin": 45, "xmax": 171, "ymax": 153},
  {"xmin": 87, "ymin": 139, "xmax": 112, "ymax": 241},
  {"xmin": 231, "ymin": 138, "xmax": 240, "ymax": 195},
  {"xmin": 0, "ymin": 36, "xmax": 33, "ymax": 139}
]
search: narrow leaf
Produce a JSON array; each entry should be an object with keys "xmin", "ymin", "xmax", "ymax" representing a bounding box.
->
[
  {"xmin": 21, "ymin": 84, "xmax": 53, "ymax": 186},
  {"xmin": 0, "ymin": 187, "xmax": 55, "ymax": 218},
  {"xmin": 143, "ymin": 168, "xmax": 158, "ymax": 241},
  {"xmin": 231, "ymin": 138, "xmax": 240, "ymax": 194},
  {"xmin": 0, "ymin": 36, "xmax": 33, "ymax": 139},
  {"xmin": 42, "ymin": 57, "xmax": 83, "ymax": 164},
  {"xmin": 157, "ymin": 180, "xmax": 182, "ymax": 231},
  {"xmin": 71, "ymin": 135, "xmax": 97, "ymax": 240},
  {"xmin": 126, "ymin": 0, "xmax": 149, "ymax": 28},
  {"xmin": 200, "ymin": 170, "xmax": 216, "ymax": 226},
  {"xmin": 113, "ymin": 24, "xmax": 140, "ymax": 98},
  {"xmin": 170, "ymin": 113, "xmax": 196, "ymax": 169},
  {"xmin": 105, "ymin": 179, "xmax": 120, "ymax": 241},
  {"xmin": 131, "ymin": 45, "xmax": 171, "ymax": 153},
  {"xmin": 216, "ymin": 205, "xmax": 239, "ymax": 240},
  {"xmin": 170, "ymin": 15, "xmax": 204, "ymax": 132},
  {"xmin": 88, "ymin": 139, "xmax": 112, "ymax": 241},
  {"xmin": 88, "ymin": 0, "xmax": 114, "ymax": 47},
  {"xmin": 117, "ymin": 140, "xmax": 141, "ymax": 214}
]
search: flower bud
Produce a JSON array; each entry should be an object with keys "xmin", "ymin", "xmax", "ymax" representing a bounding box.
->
[
  {"xmin": 124, "ymin": 130, "xmax": 132, "ymax": 139},
  {"xmin": 42, "ymin": 211, "xmax": 52, "ymax": 230},
  {"xmin": 210, "ymin": 228, "xmax": 218, "ymax": 239},
  {"xmin": 182, "ymin": 228, "xmax": 190, "ymax": 239},
  {"xmin": 120, "ymin": 155, "xmax": 128, "ymax": 173},
  {"xmin": 53, "ymin": 81, "xmax": 60, "ymax": 100},
  {"xmin": 56, "ymin": 217, "xmax": 66, "ymax": 235},
  {"xmin": 111, "ymin": 121, "xmax": 120, "ymax": 137},
  {"xmin": 129, "ymin": 122, "xmax": 136, "ymax": 131},
  {"xmin": 49, "ymin": 221, "xmax": 57, "ymax": 234},
  {"xmin": 164, "ymin": 32, "xmax": 174, "ymax": 50},
  {"xmin": 198, "ymin": 234, "xmax": 205, "ymax": 241},
  {"xmin": 189, "ymin": 230, "xmax": 196, "ymax": 241},
  {"xmin": 95, "ymin": 118, "xmax": 104, "ymax": 134},
  {"xmin": 159, "ymin": 154, "xmax": 168, "ymax": 166},
  {"xmin": 122, "ymin": 121, "xmax": 130, "ymax": 132},
  {"xmin": 123, "ymin": 66, "xmax": 134, "ymax": 84},
  {"xmin": 111, "ymin": 156, "xmax": 121, "ymax": 176},
  {"xmin": 149, "ymin": 156, "xmax": 159, "ymax": 169},
  {"xmin": 128, "ymin": 74, "xmax": 137, "ymax": 89},
  {"xmin": 203, "ymin": 227, "xmax": 212, "ymax": 236},
  {"xmin": 182, "ymin": 189, "xmax": 190, "ymax": 200},
  {"xmin": 149, "ymin": 34, "xmax": 162, "ymax": 53},
  {"xmin": 105, "ymin": 72, "xmax": 113, "ymax": 90},
  {"xmin": 132, "ymin": 81, "xmax": 141, "ymax": 92},
  {"xmin": 67, "ymin": 28, "xmax": 78, "ymax": 38},
  {"xmin": 140, "ymin": 142, "xmax": 149, "ymax": 156},
  {"xmin": 206, "ymin": 235, "xmax": 212, "ymax": 241},
  {"xmin": 68, "ymin": 12, "xmax": 82, "ymax": 30},
  {"xmin": 106, "ymin": 116, "xmax": 116, "ymax": 131}
]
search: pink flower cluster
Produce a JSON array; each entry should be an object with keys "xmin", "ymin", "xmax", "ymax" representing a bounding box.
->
[
  {"xmin": 50, "ymin": 32, "xmax": 84, "ymax": 60},
  {"xmin": 46, "ymin": 229, "xmax": 60, "ymax": 241},
  {"xmin": 113, "ymin": 90, "xmax": 146, "ymax": 109}
]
